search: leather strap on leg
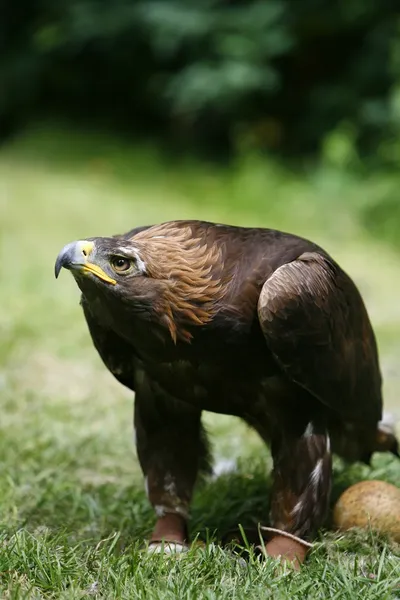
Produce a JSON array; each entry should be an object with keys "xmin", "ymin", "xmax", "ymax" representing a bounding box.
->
[{"xmin": 147, "ymin": 513, "xmax": 189, "ymax": 552}]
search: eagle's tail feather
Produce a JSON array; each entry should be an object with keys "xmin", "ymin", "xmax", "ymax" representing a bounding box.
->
[{"xmin": 376, "ymin": 412, "xmax": 399, "ymax": 458}]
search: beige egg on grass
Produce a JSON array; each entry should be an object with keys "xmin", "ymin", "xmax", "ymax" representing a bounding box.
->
[{"xmin": 333, "ymin": 480, "xmax": 400, "ymax": 543}]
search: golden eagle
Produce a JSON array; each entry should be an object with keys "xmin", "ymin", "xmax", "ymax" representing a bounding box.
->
[{"xmin": 55, "ymin": 220, "xmax": 398, "ymax": 565}]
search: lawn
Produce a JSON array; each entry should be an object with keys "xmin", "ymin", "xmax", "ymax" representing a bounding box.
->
[{"xmin": 0, "ymin": 124, "xmax": 399, "ymax": 599}]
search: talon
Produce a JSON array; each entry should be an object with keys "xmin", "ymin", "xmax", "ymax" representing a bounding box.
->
[
  {"xmin": 146, "ymin": 539, "xmax": 206, "ymax": 554},
  {"xmin": 146, "ymin": 541, "xmax": 189, "ymax": 554}
]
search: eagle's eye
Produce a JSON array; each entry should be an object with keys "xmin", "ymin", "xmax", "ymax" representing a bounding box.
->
[{"xmin": 110, "ymin": 256, "xmax": 133, "ymax": 273}]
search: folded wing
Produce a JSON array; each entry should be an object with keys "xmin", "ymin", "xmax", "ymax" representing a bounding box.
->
[{"xmin": 257, "ymin": 252, "xmax": 382, "ymax": 423}]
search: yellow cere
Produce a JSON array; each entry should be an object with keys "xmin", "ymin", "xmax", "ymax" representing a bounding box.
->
[{"xmin": 78, "ymin": 240, "xmax": 95, "ymax": 258}]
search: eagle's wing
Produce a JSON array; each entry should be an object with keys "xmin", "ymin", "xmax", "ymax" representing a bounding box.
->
[
  {"xmin": 257, "ymin": 251, "xmax": 382, "ymax": 422},
  {"xmin": 81, "ymin": 298, "xmax": 136, "ymax": 391}
]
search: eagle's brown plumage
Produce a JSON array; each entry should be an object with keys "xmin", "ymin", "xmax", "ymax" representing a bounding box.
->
[{"xmin": 55, "ymin": 220, "xmax": 398, "ymax": 564}]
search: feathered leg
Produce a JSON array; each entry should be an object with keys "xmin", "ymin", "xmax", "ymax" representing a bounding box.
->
[
  {"xmin": 265, "ymin": 418, "xmax": 332, "ymax": 565},
  {"xmin": 134, "ymin": 383, "xmax": 211, "ymax": 552},
  {"xmin": 255, "ymin": 252, "xmax": 380, "ymax": 566}
]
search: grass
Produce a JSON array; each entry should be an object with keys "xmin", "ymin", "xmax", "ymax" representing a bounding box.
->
[{"xmin": 0, "ymin": 122, "xmax": 399, "ymax": 598}]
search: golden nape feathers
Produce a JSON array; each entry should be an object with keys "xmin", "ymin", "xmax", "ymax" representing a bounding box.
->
[{"xmin": 131, "ymin": 223, "xmax": 227, "ymax": 342}]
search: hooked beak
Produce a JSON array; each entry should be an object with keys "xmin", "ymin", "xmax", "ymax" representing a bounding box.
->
[{"xmin": 54, "ymin": 240, "xmax": 117, "ymax": 285}]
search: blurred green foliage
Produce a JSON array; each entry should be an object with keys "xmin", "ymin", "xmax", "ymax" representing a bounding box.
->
[{"xmin": 2, "ymin": 0, "xmax": 400, "ymax": 159}]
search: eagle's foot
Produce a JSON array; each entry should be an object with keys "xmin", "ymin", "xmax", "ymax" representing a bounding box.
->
[
  {"xmin": 147, "ymin": 513, "xmax": 209, "ymax": 554},
  {"xmin": 222, "ymin": 526, "xmax": 312, "ymax": 568},
  {"xmin": 255, "ymin": 528, "xmax": 312, "ymax": 569},
  {"xmin": 148, "ymin": 513, "xmax": 188, "ymax": 553}
]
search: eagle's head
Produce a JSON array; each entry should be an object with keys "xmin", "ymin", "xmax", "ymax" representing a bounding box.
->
[
  {"xmin": 54, "ymin": 223, "xmax": 225, "ymax": 342},
  {"xmin": 54, "ymin": 237, "xmax": 146, "ymax": 288}
]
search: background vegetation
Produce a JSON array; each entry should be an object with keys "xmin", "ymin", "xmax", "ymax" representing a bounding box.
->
[
  {"xmin": 1, "ymin": 1, "xmax": 400, "ymax": 598},
  {"xmin": 2, "ymin": 0, "xmax": 400, "ymax": 161}
]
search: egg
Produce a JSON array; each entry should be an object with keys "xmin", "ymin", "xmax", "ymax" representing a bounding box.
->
[{"xmin": 333, "ymin": 480, "xmax": 400, "ymax": 542}]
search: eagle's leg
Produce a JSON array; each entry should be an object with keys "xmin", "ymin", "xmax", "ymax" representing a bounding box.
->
[
  {"xmin": 265, "ymin": 418, "xmax": 332, "ymax": 566},
  {"xmin": 134, "ymin": 390, "xmax": 210, "ymax": 552}
]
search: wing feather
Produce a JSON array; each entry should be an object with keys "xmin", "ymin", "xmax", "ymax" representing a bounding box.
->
[{"xmin": 257, "ymin": 252, "xmax": 382, "ymax": 423}]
